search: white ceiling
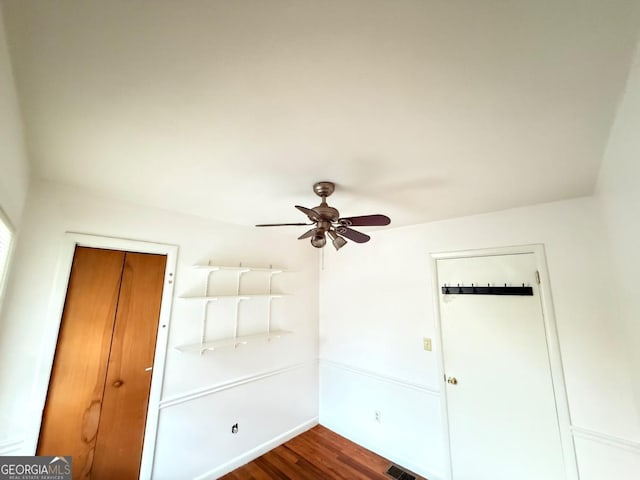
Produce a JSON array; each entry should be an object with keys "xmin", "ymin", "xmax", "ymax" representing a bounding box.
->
[{"xmin": 3, "ymin": 0, "xmax": 640, "ymax": 227}]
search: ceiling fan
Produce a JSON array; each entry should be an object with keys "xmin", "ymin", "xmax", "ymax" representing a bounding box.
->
[{"xmin": 256, "ymin": 181, "xmax": 391, "ymax": 250}]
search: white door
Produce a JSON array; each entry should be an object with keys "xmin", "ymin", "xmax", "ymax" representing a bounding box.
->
[{"xmin": 436, "ymin": 253, "xmax": 565, "ymax": 480}]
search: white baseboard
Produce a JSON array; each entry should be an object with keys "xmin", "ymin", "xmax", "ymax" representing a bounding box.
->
[
  {"xmin": 193, "ymin": 417, "xmax": 319, "ymax": 480},
  {"xmin": 0, "ymin": 439, "xmax": 23, "ymax": 456},
  {"xmin": 320, "ymin": 419, "xmax": 444, "ymax": 480},
  {"xmin": 319, "ymin": 359, "xmax": 444, "ymax": 479}
]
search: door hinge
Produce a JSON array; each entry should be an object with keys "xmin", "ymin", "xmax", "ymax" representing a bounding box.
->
[{"xmin": 535, "ymin": 270, "xmax": 541, "ymax": 284}]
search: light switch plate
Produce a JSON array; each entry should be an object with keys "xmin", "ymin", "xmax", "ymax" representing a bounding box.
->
[{"xmin": 423, "ymin": 337, "xmax": 432, "ymax": 351}]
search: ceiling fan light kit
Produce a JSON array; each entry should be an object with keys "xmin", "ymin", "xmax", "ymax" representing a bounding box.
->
[
  {"xmin": 256, "ymin": 181, "xmax": 391, "ymax": 250},
  {"xmin": 327, "ymin": 230, "xmax": 347, "ymax": 250}
]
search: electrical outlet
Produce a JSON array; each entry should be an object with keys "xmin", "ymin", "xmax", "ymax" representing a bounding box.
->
[
  {"xmin": 231, "ymin": 423, "xmax": 238, "ymax": 434},
  {"xmin": 374, "ymin": 410, "xmax": 381, "ymax": 423},
  {"xmin": 423, "ymin": 337, "xmax": 432, "ymax": 351}
]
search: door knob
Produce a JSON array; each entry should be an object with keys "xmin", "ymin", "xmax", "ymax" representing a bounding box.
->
[{"xmin": 447, "ymin": 377, "xmax": 458, "ymax": 385}]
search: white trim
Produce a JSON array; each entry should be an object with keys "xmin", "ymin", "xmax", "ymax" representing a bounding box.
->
[
  {"xmin": 0, "ymin": 206, "xmax": 16, "ymax": 311},
  {"xmin": 430, "ymin": 244, "xmax": 579, "ymax": 480},
  {"xmin": 193, "ymin": 417, "xmax": 319, "ymax": 480},
  {"xmin": 319, "ymin": 358, "xmax": 440, "ymax": 396},
  {"xmin": 0, "ymin": 439, "xmax": 24, "ymax": 456},
  {"xmin": 25, "ymin": 233, "xmax": 178, "ymax": 480},
  {"xmin": 431, "ymin": 243, "xmax": 544, "ymax": 260},
  {"xmin": 319, "ymin": 418, "xmax": 444, "ymax": 480},
  {"xmin": 429, "ymin": 253, "xmax": 454, "ymax": 480},
  {"xmin": 534, "ymin": 245, "xmax": 580, "ymax": 479},
  {"xmin": 159, "ymin": 362, "xmax": 312, "ymax": 409},
  {"xmin": 0, "ymin": 206, "xmax": 15, "ymax": 232},
  {"xmin": 571, "ymin": 425, "xmax": 640, "ymax": 454},
  {"xmin": 318, "ymin": 359, "xmax": 442, "ymax": 479}
]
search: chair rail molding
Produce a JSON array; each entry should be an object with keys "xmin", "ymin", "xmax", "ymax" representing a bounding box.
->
[
  {"xmin": 319, "ymin": 358, "xmax": 440, "ymax": 396},
  {"xmin": 571, "ymin": 425, "xmax": 640, "ymax": 454},
  {"xmin": 159, "ymin": 361, "xmax": 314, "ymax": 409}
]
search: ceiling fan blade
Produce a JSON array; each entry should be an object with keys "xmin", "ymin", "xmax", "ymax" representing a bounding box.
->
[
  {"xmin": 338, "ymin": 214, "xmax": 391, "ymax": 227},
  {"xmin": 298, "ymin": 228, "xmax": 317, "ymax": 240},
  {"xmin": 255, "ymin": 222, "xmax": 311, "ymax": 227},
  {"xmin": 295, "ymin": 205, "xmax": 321, "ymax": 222},
  {"xmin": 336, "ymin": 226, "xmax": 370, "ymax": 243}
]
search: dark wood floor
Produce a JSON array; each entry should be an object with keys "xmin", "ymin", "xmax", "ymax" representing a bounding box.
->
[{"xmin": 220, "ymin": 425, "xmax": 423, "ymax": 480}]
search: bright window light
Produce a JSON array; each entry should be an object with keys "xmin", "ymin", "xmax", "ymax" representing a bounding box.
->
[{"xmin": 0, "ymin": 212, "xmax": 13, "ymax": 297}]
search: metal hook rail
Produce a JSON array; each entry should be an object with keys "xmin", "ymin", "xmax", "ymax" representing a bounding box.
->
[{"xmin": 441, "ymin": 284, "xmax": 533, "ymax": 296}]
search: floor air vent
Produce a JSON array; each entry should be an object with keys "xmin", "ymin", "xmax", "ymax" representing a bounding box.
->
[{"xmin": 385, "ymin": 464, "xmax": 417, "ymax": 480}]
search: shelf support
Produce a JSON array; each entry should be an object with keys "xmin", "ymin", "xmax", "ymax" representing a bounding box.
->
[
  {"xmin": 267, "ymin": 270, "xmax": 276, "ymax": 336},
  {"xmin": 266, "ymin": 267, "xmax": 284, "ymax": 340},
  {"xmin": 234, "ymin": 267, "xmax": 251, "ymax": 348},
  {"xmin": 200, "ymin": 272, "xmax": 212, "ymax": 355}
]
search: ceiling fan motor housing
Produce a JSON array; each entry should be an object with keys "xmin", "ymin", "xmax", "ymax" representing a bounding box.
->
[
  {"xmin": 312, "ymin": 182, "xmax": 340, "ymax": 222},
  {"xmin": 313, "ymin": 203, "xmax": 339, "ymax": 223}
]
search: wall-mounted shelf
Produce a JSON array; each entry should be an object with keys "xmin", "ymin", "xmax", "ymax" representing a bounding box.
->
[
  {"xmin": 192, "ymin": 265, "xmax": 285, "ymax": 274},
  {"xmin": 176, "ymin": 329, "xmax": 293, "ymax": 353},
  {"xmin": 175, "ymin": 264, "xmax": 290, "ymax": 354}
]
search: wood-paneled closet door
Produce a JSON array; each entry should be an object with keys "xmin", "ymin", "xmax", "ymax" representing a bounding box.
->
[{"xmin": 37, "ymin": 246, "xmax": 167, "ymax": 480}]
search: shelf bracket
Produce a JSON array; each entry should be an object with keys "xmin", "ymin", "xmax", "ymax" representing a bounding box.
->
[
  {"xmin": 266, "ymin": 267, "xmax": 284, "ymax": 339},
  {"xmin": 233, "ymin": 268, "xmax": 250, "ymax": 348},
  {"xmin": 200, "ymin": 272, "xmax": 212, "ymax": 355}
]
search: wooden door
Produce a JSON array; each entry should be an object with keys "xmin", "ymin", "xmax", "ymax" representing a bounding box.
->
[
  {"xmin": 37, "ymin": 247, "xmax": 125, "ymax": 477},
  {"xmin": 436, "ymin": 253, "xmax": 565, "ymax": 480},
  {"xmin": 37, "ymin": 247, "xmax": 167, "ymax": 480},
  {"xmin": 91, "ymin": 252, "xmax": 166, "ymax": 478}
]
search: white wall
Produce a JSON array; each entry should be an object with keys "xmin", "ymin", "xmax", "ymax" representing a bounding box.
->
[
  {"xmin": 0, "ymin": 180, "xmax": 319, "ymax": 478},
  {"xmin": 319, "ymin": 195, "xmax": 639, "ymax": 479},
  {"xmin": 0, "ymin": 7, "xmax": 29, "ymax": 228},
  {"xmin": 587, "ymin": 39, "xmax": 640, "ymax": 480},
  {"xmin": 597, "ymin": 40, "xmax": 640, "ymax": 428}
]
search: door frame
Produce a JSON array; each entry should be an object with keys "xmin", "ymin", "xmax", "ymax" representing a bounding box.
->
[
  {"xmin": 429, "ymin": 244, "xmax": 578, "ymax": 480},
  {"xmin": 27, "ymin": 232, "xmax": 178, "ymax": 480}
]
